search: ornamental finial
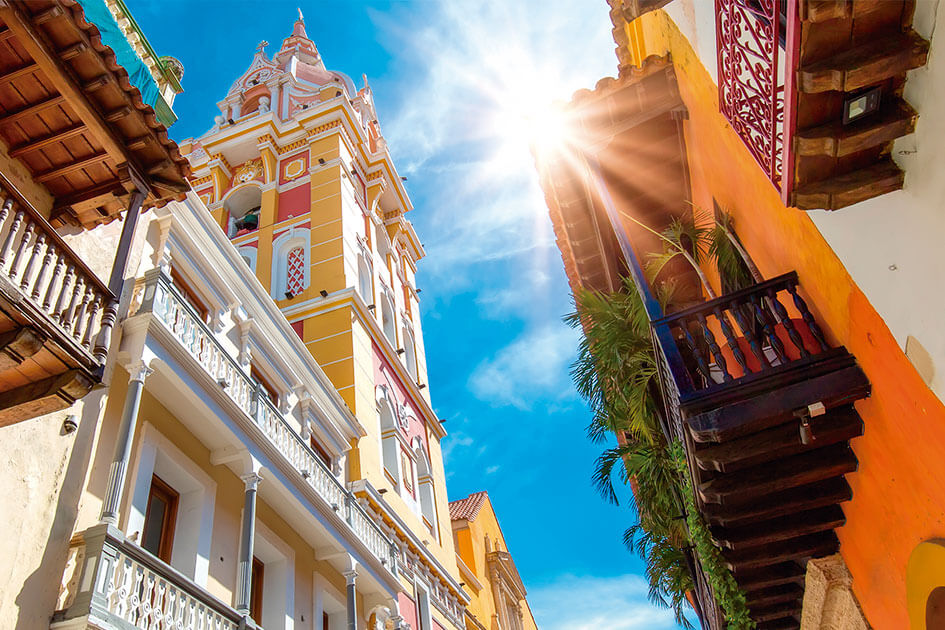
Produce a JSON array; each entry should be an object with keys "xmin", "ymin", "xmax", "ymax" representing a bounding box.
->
[
  {"xmin": 298, "ymin": 7, "xmax": 304, "ymax": 21},
  {"xmin": 256, "ymin": 40, "xmax": 269, "ymax": 54}
]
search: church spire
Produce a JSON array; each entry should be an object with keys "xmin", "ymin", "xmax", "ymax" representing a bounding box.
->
[{"xmin": 276, "ymin": 9, "xmax": 319, "ymax": 66}]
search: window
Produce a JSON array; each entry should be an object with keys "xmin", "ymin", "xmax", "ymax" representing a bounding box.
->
[
  {"xmin": 358, "ymin": 255, "xmax": 373, "ymax": 304},
  {"xmin": 271, "ymin": 228, "xmax": 310, "ymax": 301},
  {"xmin": 251, "ymin": 365, "xmax": 279, "ymax": 405},
  {"xmin": 142, "ymin": 475, "xmax": 178, "ymax": 563},
  {"xmin": 416, "ymin": 584, "xmax": 432, "ymax": 630},
  {"xmin": 378, "ymin": 395, "xmax": 401, "ymax": 487},
  {"xmin": 225, "ymin": 186, "xmax": 263, "ymax": 238},
  {"xmin": 403, "ymin": 327, "xmax": 418, "ymax": 380},
  {"xmin": 416, "ymin": 448, "xmax": 438, "ymax": 535},
  {"xmin": 250, "ymin": 556, "xmax": 265, "ymax": 625},
  {"xmin": 170, "ymin": 267, "xmax": 210, "ymax": 323},
  {"xmin": 381, "ymin": 296, "xmax": 396, "ymax": 345},
  {"xmin": 310, "ymin": 436, "xmax": 331, "ymax": 469}
]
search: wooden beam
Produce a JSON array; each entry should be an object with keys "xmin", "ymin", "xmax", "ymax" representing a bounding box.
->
[
  {"xmin": 751, "ymin": 605, "xmax": 802, "ymax": 624},
  {"xmin": 126, "ymin": 135, "xmax": 151, "ymax": 151},
  {"xmin": 52, "ymin": 179, "xmax": 124, "ymax": 210},
  {"xmin": 724, "ymin": 532, "xmax": 838, "ymax": 571},
  {"xmin": 793, "ymin": 159, "xmax": 904, "ymax": 210},
  {"xmin": 0, "ymin": 327, "xmax": 45, "ymax": 371},
  {"xmin": 694, "ymin": 405, "xmax": 862, "ymax": 473},
  {"xmin": 687, "ymin": 359, "xmax": 870, "ymax": 442},
  {"xmin": 0, "ymin": 62, "xmax": 38, "ymax": 84},
  {"xmin": 58, "ymin": 42, "xmax": 88, "ymax": 61},
  {"xmin": 746, "ymin": 585, "xmax": 804, "ymax": 609},
  {"xmin": 713, "ymin": 505, "xmax": 846, "ymax": 550},
  {"xmin": 755, "ymin": 617, "xmax": 800, "ymax": 630},
  {"xmin": 35, "ymin": 152, "xmax": 108, "ymax": 182},
  {"xmin": 32, "ymin": 5, "xmax": 64, "ymax": 25},
  {"xmin": 0, "ymin": 94, "xmax": 65, "ymax": 126},
  {"xmin": 82, "ymin": 74, "xmax": 112, "ymax": 92},
  {"xmin": 8, "ymin": 123, "xmax": 86, "ymax": 157},
  {"xmin": 0, "ymin": 3, "xmax": 134, "ymax": 170},
  {"xmin": 105, "ymin": 106, "xmax": 132, "ymax": 122},
  {"xmin": 0, "ymin": 369, "xmax": 94, "ymax": 428},
  {"xmin": 0, "ymin": 27, "xmax": 14, "ymax": 43},
  {"xmin": 703, "ymin": 477, "xmax": 852, "ymax": 527},
  {"xmin": 698, "ymin": 444, "xmax": 857, "ymax": 504},
  {"xmin": 147, "ymin": 159, "xmax": 171, "ymax": 175},
  {"xmin": 795, "ymin": 99, "xmax": 917, "ymax": 158},
  {"xmin": 737, "ymin": 562, "xmax": 806, "ymax": 591},
  {"xmin": 799, "ymin": 30, "xmax": 930, "ymax": 93}
]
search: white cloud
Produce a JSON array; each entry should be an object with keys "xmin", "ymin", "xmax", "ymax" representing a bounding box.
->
[
  {"xmin": 442, "ymin": 431, "xmax": 474, "ymax": 463},
  {"xmin": 374, "ymin": 0, "xmax": 616, "ymax": 278},
  {"xmin": 528, "ymin": 574, "xmax": 683, "ymax": 630},
  {"xmin": 468, "ymin": 323, "xmax": 579, "ymax": 409},
  {"xmin": 485, "ymin": 465, "xmax": 500, "ymax": 475}
]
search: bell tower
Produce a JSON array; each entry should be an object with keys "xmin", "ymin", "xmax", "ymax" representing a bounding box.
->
[{"xmin": 180, "ymin": 14, "xmax": 466, "ymax": 627}]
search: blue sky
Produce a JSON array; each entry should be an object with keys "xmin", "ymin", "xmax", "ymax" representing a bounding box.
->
[{"xmin": 131, "ymin": 1, "xmax": 683, "ymax": 628}]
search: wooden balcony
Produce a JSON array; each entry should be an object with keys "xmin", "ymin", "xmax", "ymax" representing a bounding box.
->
[
  {"xmin": 651, "ymin": 273, "xmax": 869, "ymax": 629},
  {"xmin": 716, "ymin": 0, "xmax": 929, "ymax": 210},
  {"xmin": 0, "ymin": 182, "xmax": 117, "ymax": 427},
  {"xmin": 0, "ymin": 0, "xmax": 190, "ymax": 228}
]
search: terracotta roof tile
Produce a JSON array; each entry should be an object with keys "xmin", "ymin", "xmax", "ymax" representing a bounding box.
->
[{"xmin": 449, "ymin": 490, "xmax": 489, "ymax": 521}]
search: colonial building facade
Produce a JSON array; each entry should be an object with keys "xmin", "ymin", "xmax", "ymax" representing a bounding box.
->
[
  {"xmin": 1, "ymin": 5, "xmax": 535, "ymax": 630},
  {"xmin": 537, "ymin": 1, "xmax": 944, "ymax": 629}
]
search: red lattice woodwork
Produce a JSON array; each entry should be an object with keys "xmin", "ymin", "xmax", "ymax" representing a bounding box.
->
[{"xmin": 286, "ymin": 246, "xmax": 305, "ymax": 295}]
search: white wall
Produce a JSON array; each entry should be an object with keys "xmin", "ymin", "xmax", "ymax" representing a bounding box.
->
[{"xmin": 807, "ymin": 0, "xmax": 945, "ymax": 399}]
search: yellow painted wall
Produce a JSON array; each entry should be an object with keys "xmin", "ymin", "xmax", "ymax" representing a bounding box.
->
[
  {"xmin": 622, "ymin": 10, "xmax": 945, "ymax": 629},
  {"xmin": 78, "ymin": 366, "xmax": 352, "ymax": 627},
  {"xmin": 452, "ymin": 495, "xmax": 537, "ymax": 630}
]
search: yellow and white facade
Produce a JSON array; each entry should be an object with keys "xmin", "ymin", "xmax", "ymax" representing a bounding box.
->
[{"xmin": 177, "ymin": 14, "xmax": 466, "ymax": 630}]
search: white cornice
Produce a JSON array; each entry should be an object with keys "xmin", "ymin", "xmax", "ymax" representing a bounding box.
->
[
  {"xmin": 156, "ymin": 195, "xmax": 366, "ymax": 443},
  {"xmin": 281, "ymin": 287, "xmax": 444, "ymax": 440}
]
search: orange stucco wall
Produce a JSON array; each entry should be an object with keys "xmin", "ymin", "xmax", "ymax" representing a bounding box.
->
[{"xmin": 626, "ymin": 10, "xmax": 945, "ymax": 629}]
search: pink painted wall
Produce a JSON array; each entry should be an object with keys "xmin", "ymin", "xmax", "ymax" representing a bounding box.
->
[
  {"xmin": 277, "ymin": 183, "xmax": 310, "ymax": 222},
  {"xmin": 398, "ymin": 593, "xmax": 418, "ymax": 630},
  {"xmin": 373, "ymin": 343, "xmax": 428, "ymax": 452}
]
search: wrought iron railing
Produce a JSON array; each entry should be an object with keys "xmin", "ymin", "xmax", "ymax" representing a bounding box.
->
[
  {"xmin": 55, "ymin": 524, "xmax": 241, "ymax": 630},
  {"xmin": 0, "ymin": 189, "xmax": 117, "ymax": 368},
  {"xmin": 716, "ymin": 0, "xmax": 799, "ymax": 198},
  {"xmin": 135, "ymin": 270, "xmax": 398, "ymax": 574},
  {"xmin": 651, "ymin": 272, "xmax": 830, "ymax": 416}
]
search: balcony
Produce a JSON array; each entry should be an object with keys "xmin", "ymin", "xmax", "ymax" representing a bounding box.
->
[
  {"xmin": 716, "ymin": 0, "xmax": 929, "ymax": 210},
  {"xmin": 651, "ymin": 273, "xmax": 869, "ymax": 629},
  {"xmin": 131, "ymin": 269, "xmax": 398, "ymax": 575},
  {"xmin": 53, "ymin": 523, "xmax": 243, "ymax": 630},
  {"xmin": 0, "ymin": 183, "xmax": 117, "ymax": 426}
]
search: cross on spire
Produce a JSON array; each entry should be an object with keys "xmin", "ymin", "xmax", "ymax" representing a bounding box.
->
[{"xmin": 256, "ymin": 40, "xmax": 269, "ymax": 54}]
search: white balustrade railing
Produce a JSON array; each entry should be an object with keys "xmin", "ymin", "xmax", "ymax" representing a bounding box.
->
[
  {"xmin": 54, "ymin": 524, "xmax": 241, "ymax": 630},
  {"xmin": 138, "ymin": 270, "xmax": 397, "ymax": 574},
  {"xmin": 0, "ymin": 193, "xmax": 117, "ymax": 365}
]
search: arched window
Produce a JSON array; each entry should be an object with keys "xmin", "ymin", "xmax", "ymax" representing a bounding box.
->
[
  {"xmin": 415, "ymin": 444, "xmax": 437, "ymax": 534},
  {"xmin": 357, "ymin": 255, "xmax": 373, "ymax": 304},
  {"xmin": 224, "ymin": 185, "xmax": 262, "ymax": 237},
  {"xmin": 377, "ymin": 389, "xmax": 400, "ymax": 488},
  {"xmin": 271, "ymin": 228, "xmax": 310, "ymax": 300},
  {"xmin": 381, "ymin": 295, "xmax": 396, "ymax": 346},
  {"xmin": 403, "ymin": 326, "xmax": 418, "ymax": 380}
]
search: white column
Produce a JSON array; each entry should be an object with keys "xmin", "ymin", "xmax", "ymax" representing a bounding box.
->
[
  {"xmin": 100, "ymin": 361, "xmax": 153, "ymax": 525},
  {"xmin": 236, "ymin": 471, "xmax": 262, "ymax": 615}
]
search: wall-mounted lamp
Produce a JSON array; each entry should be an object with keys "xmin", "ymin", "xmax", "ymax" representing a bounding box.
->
[
  {"xmin": 319, "ymin": 289, "xmax": 329, "ymax": 298},
  {"xmin": 62, "ymin": 415, "xmax": 78, "ymax": 434},
  {"xmin": 418, "ymin": 383, "xmax": 427, "ymax": 390},
  {"xmin": 396, "ymin": 348, "xmax": 405, "ymax": 355},
  {"xmin": 843, "ymin": 86, "xmax": 882, "ymax": 125},
  {"xmin": 378, "ymin": 488, "xmax": 388, "ymax": 495},
  {"xmin": 318, "ymin": 157, "xmax": 325, "ymax": 165},
  {"xmin": 285, "ymin": 290, "xmax": 295, "ymax": 299},
  {"xmin": 227, "ymin": 118, "xmax": 235, "ymax": 125},
  {"xmin": 367, "ymin": 304, "xmax": 376, "ymax": 310},
  {"xmin": 400, "ymin": 176, "xmax": 408, "ymax": 182},
  {"xmin": 335, "ymin": 90, "xmax": 342, "ymax": 97}
]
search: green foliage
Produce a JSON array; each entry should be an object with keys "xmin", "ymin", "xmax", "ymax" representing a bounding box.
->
[
  {"xmin": 567, "ymin": 276, "xmax": 756, "ymax": 629},
  {"xmin": 670, "ymin": 443, "xmax": 755, "ymax": 630}
]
